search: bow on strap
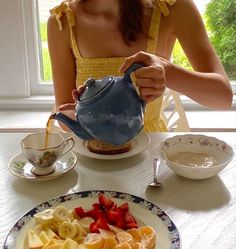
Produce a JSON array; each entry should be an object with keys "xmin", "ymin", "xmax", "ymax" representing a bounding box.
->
[
  {"xmin": 50, "ymin": 2, "xmax": 75, "ymax": 31},
  {"xmin": 157, "ymin": 0, "xmax": 176, "ymax": 16}
]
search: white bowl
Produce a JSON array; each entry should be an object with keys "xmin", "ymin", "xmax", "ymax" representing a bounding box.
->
[{"xmin": 158, "ymin": 134, "xmax": 234, "ymax": 180}]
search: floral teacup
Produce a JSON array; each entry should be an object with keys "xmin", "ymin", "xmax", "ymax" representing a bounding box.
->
[{"xmin": 21, "ymin": 132, "xmax": 75, "ymax": 176}]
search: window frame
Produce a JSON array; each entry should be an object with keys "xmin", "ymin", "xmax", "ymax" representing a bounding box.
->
[
  {"xmin": 0, "ymin": 0, "xmax": 235, "ymax": 111},
  {"xmin": 24, "ymin": 0, "xmax": 54, "ymax": 96}
]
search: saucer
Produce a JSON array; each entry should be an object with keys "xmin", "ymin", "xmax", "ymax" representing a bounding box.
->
[
  {"xmin": 72, "ymin": 132, "xmax": 151, "ymax": 160},
  {"xmin": 8, "ymin": 151, "xmax": 78, "ymax": 181}
]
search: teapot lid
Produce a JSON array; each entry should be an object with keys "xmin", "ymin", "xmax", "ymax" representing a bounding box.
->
[{"xmin": 79, "ymin": 77, "xmax": 113, "ymax": 103}]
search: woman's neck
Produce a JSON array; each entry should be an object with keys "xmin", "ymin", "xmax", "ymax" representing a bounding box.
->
[{"xmin": 80, "ymin": 0, "xmax": 120, "ymax": 17}]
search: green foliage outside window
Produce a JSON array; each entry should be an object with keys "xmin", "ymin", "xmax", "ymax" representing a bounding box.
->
[
  {"xmin": 40, "ymin": 1, "xmax": 236, "ymax": 82},
  {"xmin": 205, "ymin": 0, "xmax": 236, "ymax": 79}
]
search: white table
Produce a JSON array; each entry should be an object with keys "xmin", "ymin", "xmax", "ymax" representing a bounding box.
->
[{"xmin": 0, "ymin": 132, "xmax": 235, "ymax": 249}]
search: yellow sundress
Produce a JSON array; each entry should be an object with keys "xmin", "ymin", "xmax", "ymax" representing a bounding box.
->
[{"xmin": 50, "ymin": 0, "xmax": 176, "ymax": 132}]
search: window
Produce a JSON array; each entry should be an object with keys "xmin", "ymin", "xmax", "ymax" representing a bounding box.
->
[
  {"xmin": 173, "ymin": 0, "xmax": 236, "ymax": 95},
  {"xmin": 0, "ymin": 0, "xmax": 235, "ymax": 109}
]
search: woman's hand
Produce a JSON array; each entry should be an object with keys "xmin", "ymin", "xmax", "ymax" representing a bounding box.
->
[
  {"xmin": 58, "ymin": 86, "xmax": 86, "ymax": 111},
  {"xmin": 119, "ymin": 51, "xmax": 167, "ymax": 103}
]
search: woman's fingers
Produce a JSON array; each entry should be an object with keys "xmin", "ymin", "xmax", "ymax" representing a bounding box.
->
[
  {"xmin": 58, "ymin": 103, "xmax": 76, "ymax": 111},
  {"xmin": 139, "ymin": 86, "xmax": 165, "ymax": 102},
  {"xmin": 72, "ymin": 86, "xmax": 86, "ymax": 101},
  {"xmin": 119, "ymin": 51, "xmax": 154, "ymax": 72}
]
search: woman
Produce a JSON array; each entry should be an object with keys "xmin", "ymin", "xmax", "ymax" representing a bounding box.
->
[{"xmin": 48, "ymin": 0, "xmax": 233, "ymax": 132}]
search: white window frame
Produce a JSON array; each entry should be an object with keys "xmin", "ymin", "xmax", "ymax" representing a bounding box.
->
[
  {"xmin": 0, "ymin": 0, "xmax": 235, "ymax": 111},
  {"xmin": 23, "ymin": 0, "xmax": 54, "ymax": 96}
]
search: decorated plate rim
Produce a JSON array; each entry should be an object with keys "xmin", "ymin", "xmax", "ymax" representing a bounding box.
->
[{"xmin": 3, "ymin": 190, "xmax": 181, "ymax": 249}]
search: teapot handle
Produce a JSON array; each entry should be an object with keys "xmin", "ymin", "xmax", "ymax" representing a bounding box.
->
[{"xmin": 124, "ymin": 63, "xmax": 143, "ymax": 81}]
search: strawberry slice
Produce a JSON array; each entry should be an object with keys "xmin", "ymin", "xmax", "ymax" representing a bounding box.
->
[
  {"xmin": 106, "ymin": 210, "xmax": 120, "ymax": 224},
  {"xmin": 98, "ymin": 193, "xmax": 115, "ymax": 210},
  {"xmin": 124, "ymin": 212, "xmax": 138, "ymax": 229},
  {"xmin": 74, "ymin": 207, "xmax": 86, "ymax": 218},
  {"xmin": 92, "ymin": 203, "xmax": 102, "ymax": 210},
  {"xmin": 85, "ymin": 209, "xmax": 105, "ymax": 220},
  {"xmin": 118, "ymin": 202, "xmax": 129, "ymax": 212},
  {"xmin": 90, "ymin": 216, "xmax": 110, "ymax": 233}
]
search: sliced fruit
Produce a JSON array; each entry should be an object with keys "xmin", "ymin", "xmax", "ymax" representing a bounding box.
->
[
  {"xmin": 74, "ymin": 207, "xmax": 86, "ymax": 218},
  {"xmin": 39, "ymin": 230, "xmax": 50, "ymax": 244},
  {"xmin": 98, "ymin": 229, "xmax": 116, "ymax": 239},
  {"xmin": 43, "ymin": 245, "xmax": 62, "ymax": 249},
  {"xmin": 116, "ymin": 231, "xmax": 134, "ymax": 245},
  {"xmin": 33, "ymin": 224, "xmax": 43, "ymax": 235},
  {"xmin": 132, "ymin": 242, "xmax": 145, "ymax": 249},
  {"xmin": 53, "ymin": 206, "xmax": 70, "ymax": 223},
  {"xmin": 58, "ymin": 221, "xmax": 77, "ymax": 239},
  {"xmin": 83, "ymin": 233, "xmax": 105, "ymax": 249},
  {"xmin": 98, "ymin": 193, "xmax": 115, "ymax": 210},
  {"xmin": 79, "ymin": 217, "xmax": 95, "ymax": 232},
  {"xmin": 124, "ymin": 212, "xmax": 138, "ymax": 229},
  {"xmin": 90, "ymin": 217, "xmax": 110, "ymax": 233},
  {"xmin": 42, "ymin": 239, "xmax": 64, "ymax": 249},
  {"xmin": 103, "ymin": 236, "xmax": 118, "ymax": 249},
  {"xmin": 68, "ymin": 209, "xmax": 76, "ymax": 221},
  {"xmin": 126, "ymin": 228, "xmax": 141, "ymax": 242},
  {"xmin": 26, "ymin": 230, "xmax": 44, "ymax": 249},
  {"xmin": 61, "ymin": 238, "xmax": 79, "ymax": 249},
  {"xmin": 34, "ymin": 209, "xmax": 54, "ymax": 225},
  {"xmin": 114, "ymin": 242, "xmax": 132, "ymax": 249},
  {"xmin": 72, "ymin": 220, "xmax": 87, "ymax": 237},
  {"xmin": 138, "ymin": 226, "xmax": 156, "ymax": 249},
  {"xmin": 109, "ymin": 225, "xmax": 125, "ymax": 234},
  {"xmin": 45, "ymin": 228, "xmax": 60, "ymax": 240}
]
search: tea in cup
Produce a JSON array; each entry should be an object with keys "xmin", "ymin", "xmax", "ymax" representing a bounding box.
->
[{"xmin": 21, "ymin": 132, "xmax": 75, "ymax": 176}]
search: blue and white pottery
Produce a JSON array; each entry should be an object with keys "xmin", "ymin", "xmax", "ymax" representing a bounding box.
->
[{"xmin": 52, "ymin": 64, "xmax": 145, "ymax": 145}]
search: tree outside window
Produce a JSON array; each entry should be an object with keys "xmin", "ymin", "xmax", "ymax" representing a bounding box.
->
[{"xmin": 38, "ymin": 0, "xmax": 236, "ymax": 82}]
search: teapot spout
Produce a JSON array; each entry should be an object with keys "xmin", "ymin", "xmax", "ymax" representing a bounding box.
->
[{"xmin": 51, "ymin": 112, "xmax": 93, "ymax": 140}]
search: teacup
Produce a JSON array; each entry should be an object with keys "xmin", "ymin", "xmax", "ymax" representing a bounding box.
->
[{"xmin": 21, "ymin": 132, "xmax": 75, "ymax": 176}]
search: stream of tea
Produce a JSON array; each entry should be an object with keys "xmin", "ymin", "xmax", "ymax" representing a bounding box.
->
[{"xmin": 44, "ymin": 115, "xmax": 54, "ymax": 148}]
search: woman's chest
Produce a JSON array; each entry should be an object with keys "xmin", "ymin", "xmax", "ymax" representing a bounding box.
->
[{"xmin": 72, "ymin": 9, "xmax": 175, "ymax": 59}]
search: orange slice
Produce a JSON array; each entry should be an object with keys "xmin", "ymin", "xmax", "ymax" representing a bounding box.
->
[
  {"xmin": 116, "ymin": 231, "xmax": 134, "ymax": 245},
  {"xmin": 126, "ymin": 228, "xmax": 141, "ymax": 242},
  {"xmin": 115, "ymin": 242, "xmax": 132, "ymax": 249},
  {"xmin": 138, "ymin": 226, "xmax": 156, "ymax": 249},
  {"xmin": 84, "ymin": 233, "xmax": 105, "ymax": 249}
]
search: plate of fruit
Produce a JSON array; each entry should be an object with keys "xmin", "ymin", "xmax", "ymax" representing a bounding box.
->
[{"xmin": 3, "ymin": 190, "xmax": 180, "ymax": 249}]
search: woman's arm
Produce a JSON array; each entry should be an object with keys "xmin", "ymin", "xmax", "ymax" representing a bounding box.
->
[
  {"xmin": 47, "ymin": 14, "xmax": 77, "ymax": 130},
  {"xmin": 120, "ymin": 0, "xmax": 233, "ymax": 109},
  {"xmin": 47, "ymin": 14, "xmax": 76, "ymax": 110},
  {"xmin": 166, "ymin": 0, "xmax": 232, "ymax": 109}
]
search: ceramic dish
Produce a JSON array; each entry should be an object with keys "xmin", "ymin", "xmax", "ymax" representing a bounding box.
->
[
  {"xmin": 8, "ymin": 151, "xmax": 77, "ymax": 181},
  {"xmin": 73, "ymin": 132, "xmax": 151, "ymax": 160},
  {"xmin": 3, "ymin": 190, "xmax": 181, "ymax": 249},
  {"xmin": 158, "ymin": 134, "xmax": 234, "ymax": 180}
]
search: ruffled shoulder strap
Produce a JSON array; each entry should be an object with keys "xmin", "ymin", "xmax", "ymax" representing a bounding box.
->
[
  {"xmin": 50, "ymin": 2, "xmax": 75, "ymax": 31},
  {"xmin": 146, "ymin": 0, "xmax": 176, "ymax": 53},
  {"xmin": 50, "ymin": 2, "xmax": 80, "ymax": 58},
  {"xmin": 157, "ymin": 0, "xmax": 176, "ymax": 17}
]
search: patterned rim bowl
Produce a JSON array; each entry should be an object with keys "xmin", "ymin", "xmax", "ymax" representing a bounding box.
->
[{"xmin": 158, "ymin": 134, "xmax": 234, "ymax": 180}]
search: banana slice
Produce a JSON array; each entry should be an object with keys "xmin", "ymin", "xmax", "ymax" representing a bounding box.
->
[
  {"xmin": 58, "ymin": 221, "xmax": 77, "ymax": 239},
  {"xmin": 34, "ymin": 209, "xmax": 54, "ymax": 225},
  {"xmin": 72, "ymin": 220, "xmax": 87, "ymax": 237},
  {"xmin": 68, "ymin": 209, "xmax": 76, "ymax": 221},
  {"xmin": 78, "ymin": 217, "xmax": 95, "ymax": 232},
  {"xmin": 53, "ymin": 206, "xmax": 69, "ymax": 223}
]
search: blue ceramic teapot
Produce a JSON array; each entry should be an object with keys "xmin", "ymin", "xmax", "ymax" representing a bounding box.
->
[{"xmin": 52, "ymin": 64, "xmax": 145, "ymax": 145}]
